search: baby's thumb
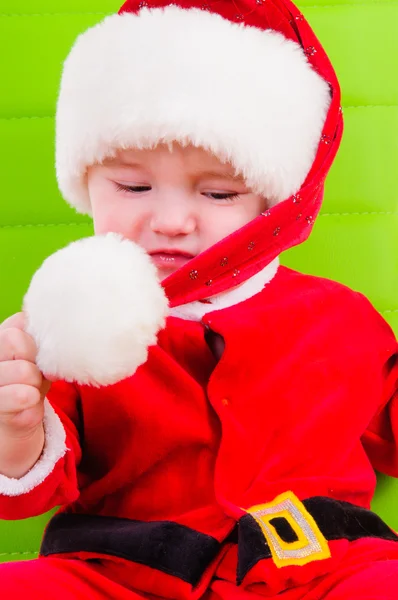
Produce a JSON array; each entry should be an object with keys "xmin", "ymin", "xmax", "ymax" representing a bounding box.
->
[{"xmin": 0, "ymin": 312, "xmax": 26, "ymax": 331}]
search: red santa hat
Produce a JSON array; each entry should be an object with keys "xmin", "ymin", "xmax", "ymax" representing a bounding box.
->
[
  {"xmin": 56, "ymin": 0, "xmax": 332, "ymax": 215},
  {"xmin": 53, "ymin": 0, "xmax": 343, "ymax": 310},
  {"xmin": 24, "ymin": 0, "xmax": 343, "ymax": 386}
]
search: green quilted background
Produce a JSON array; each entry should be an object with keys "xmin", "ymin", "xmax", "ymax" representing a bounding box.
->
[{"xmin": 0, "ymin": 0, "xmax": 397, "ymax": 562}]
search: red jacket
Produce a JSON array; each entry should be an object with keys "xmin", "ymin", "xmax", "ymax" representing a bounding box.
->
[{"xmin": 1, "ymin": 266, "xmax": 398, "ymax": 597}]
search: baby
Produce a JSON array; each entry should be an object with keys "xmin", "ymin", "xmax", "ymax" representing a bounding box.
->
[{"xmin": 0, "ymin": 1, "xmax": 398, "ymax": 599}]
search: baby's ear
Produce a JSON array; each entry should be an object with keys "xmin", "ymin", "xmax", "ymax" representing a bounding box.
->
[{"xmin": 23, "ymin": 233, "xmax": 169, "ymax": 387}]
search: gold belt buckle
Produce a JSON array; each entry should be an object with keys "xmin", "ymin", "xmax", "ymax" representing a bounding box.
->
[{"xmin": 246, "ymin": 491, "xmax": 331, "ymax": 568}]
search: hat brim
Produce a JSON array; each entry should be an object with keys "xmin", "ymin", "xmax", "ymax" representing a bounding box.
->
[{"xmin": 56, "ymin": 6, "xmax": 331, "ymax": 214}]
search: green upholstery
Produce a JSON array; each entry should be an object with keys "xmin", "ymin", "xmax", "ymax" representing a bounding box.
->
[{"xmin": 0, "ymin": 0, "xmax": 397, "ymax": 562}]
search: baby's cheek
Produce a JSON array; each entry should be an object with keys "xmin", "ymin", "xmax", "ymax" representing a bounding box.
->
[
  {"xmin": 93, "ymin": 211, "xmax": 124, "ymax": 236},
  {"xmin": 91, "ymin": 198, "xmax": 128, "ymax": 236},
  {"xmin": 92, "ymin": 209, "xmax": 111, "ymax": 235},
  {"xmin": 208, "ymin": 212, "xmax": 248, "ymax": 244},
  {"xmin": 94, "ymin": 210, "xmax": 145, "ymax": 247}
]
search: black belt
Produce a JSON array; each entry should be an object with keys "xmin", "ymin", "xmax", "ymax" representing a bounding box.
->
[
  {"xmin": 40, "ymin": 497, "xmax": 398, "ymax": 586},
  {"xmin": 41, "ymin": 513, "xmax": 221, "ymax": 585}
]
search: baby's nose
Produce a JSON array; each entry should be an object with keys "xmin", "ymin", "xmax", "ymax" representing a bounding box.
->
[{"xmin": 150, "ymin": 201, "xmax": 196, "ymax": 236}]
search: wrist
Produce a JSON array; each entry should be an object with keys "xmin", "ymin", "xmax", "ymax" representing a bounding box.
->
[
  {"xmin": 0, "ymin": 421, "xmax": 45, "ymax": 479},
  {"xmin": 0, "ymin": 419, "xmax": 44, "ymax": 441}
]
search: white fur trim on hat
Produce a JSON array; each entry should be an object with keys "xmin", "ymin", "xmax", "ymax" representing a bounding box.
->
[
  {"xmin": 56, "ymin": 6, "xmax": 331, "ymax": 215},
  {"xmin": 0, "ymin": 399, "xmax": 67, "ymax": 496},
  {"xmin": 23, "ymin": 234, "xmax": 169, "ymax": 387}
]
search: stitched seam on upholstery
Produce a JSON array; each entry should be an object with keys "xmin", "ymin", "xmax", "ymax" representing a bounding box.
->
[
  {"xmin": 320, "ymin": 212, "xmax": 398, "ymax": 217},
  {"xmin": 1, "ymin": 214, "xmax": 397, "ymax": 228},
  {"xmin": 302, "ymin": 1, "xmax": 398, "ymax": 8},
  {"xmin": 2, "ymin": 0, "xmax": 397, "ymax": 15},
  {"xmin": 0, "ymin": 116, "xmax": 54, "ymax": 122},
  {"xmin": 343, "ymin": 104, "xmax": 398, "ymax": 110},
  {"xmin": 0, "ymin": 223, "xmax": 91, "ymax": 229},
  {"xmin": 0, "ymin": 550, "xmax": 38, "ymax": 556},
  {"xmin": 0, "ymin": 12, "xmax": 111, "ymax": 17},
  {"xmin": 344, "ymin": 105, "xmax": 398, "ymax": 109},
  {"xmin": 1, "ymin": 105, "xmax": 397, "ymax": 122}
]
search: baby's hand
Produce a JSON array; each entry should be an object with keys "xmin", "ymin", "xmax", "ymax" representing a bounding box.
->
[
  {"xmin": 0, "ymin": 313, "xmax": 50, "ymax": 437},
  {"xmin": 0, "ymin": 313, "xmax": 51, "ymax": 478}
]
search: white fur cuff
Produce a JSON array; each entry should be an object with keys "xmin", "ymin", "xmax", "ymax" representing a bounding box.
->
[{"xmin": 0, "ymin": 399, "xmax": 67, "ymax": 497}]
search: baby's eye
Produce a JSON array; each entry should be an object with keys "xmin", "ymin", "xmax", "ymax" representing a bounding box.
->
[
  {"xmin": 115, "ymin": 183, "xmax": 152, "ymax": 193},
  {"xmin": 204, "ymin": 192, "xmax": 240, "ymax": 202}
]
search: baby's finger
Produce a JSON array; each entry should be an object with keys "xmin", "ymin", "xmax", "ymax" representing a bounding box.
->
[
  {"xmin": 0, "ymin": 313, "xmax": 25, "ymax": 332},
  {"xmin": 0, "ymin": 384, "xmax": 41, "ymax": 416},
  {"xmin": 0, "ymin": 360, "xmax": 42, "ymax": 389},
  {"xmin": 0, "ymin": 328, "xmax": 38, "ymax": 362}
]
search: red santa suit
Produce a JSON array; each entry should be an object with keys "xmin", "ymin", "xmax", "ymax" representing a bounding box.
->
[{"xmin": 1, "ymin": 0, "xmax": 398, "ymax": 599}]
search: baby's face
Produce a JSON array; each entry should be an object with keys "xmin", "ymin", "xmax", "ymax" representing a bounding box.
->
[{"xmin": 87, "ymin": 144, "xmax": 267, "ymax": 280}]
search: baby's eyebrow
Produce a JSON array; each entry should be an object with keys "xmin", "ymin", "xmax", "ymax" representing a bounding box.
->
[
  {"xmin": 101, "ymin": 160, "xmax": 245, "ymax": 183},
  {"xmin": 190, "ymin": 169, "xmax": 244, "ymax": 182},
  {"xmin": 102, "ymin": 159, "xmax": 143, "ymax": 169}
]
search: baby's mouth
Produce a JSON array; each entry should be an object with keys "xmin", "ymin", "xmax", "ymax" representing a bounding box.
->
[{"xmin": 149, "ymin": 250, "xmax": 195, "ymax": 270}]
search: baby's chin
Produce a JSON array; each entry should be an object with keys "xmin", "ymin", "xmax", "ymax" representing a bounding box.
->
[{"xmin": 157, "ymin": 266, "xmax": 178, "ymax": 281}]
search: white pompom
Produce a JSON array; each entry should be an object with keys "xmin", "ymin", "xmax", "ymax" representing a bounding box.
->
[{"xmin": 23, "ymin": 233, "xmax": 169, "ymax": 387}]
